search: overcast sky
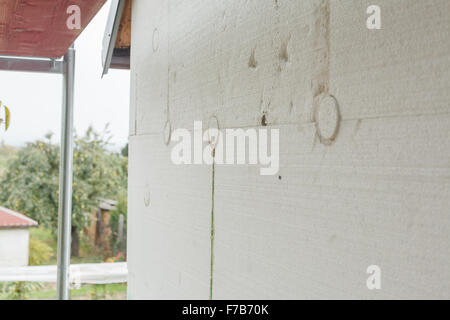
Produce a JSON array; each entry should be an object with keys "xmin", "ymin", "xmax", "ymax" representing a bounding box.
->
[{"xmin": 0, "ymin": 1, "xmax": 130, "ymax": 151}]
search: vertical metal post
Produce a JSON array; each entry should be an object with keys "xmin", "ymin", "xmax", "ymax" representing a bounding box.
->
[{"xmin": 56, "ymin": 45, "xmax": 75, "ymax": 300}]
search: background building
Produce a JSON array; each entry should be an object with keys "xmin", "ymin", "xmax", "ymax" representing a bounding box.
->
[{"xmin": 0, "ymin": 207, "xmax": 38, "ymax": 267}]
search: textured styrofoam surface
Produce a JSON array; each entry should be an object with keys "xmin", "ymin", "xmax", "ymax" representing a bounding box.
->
[{"xmin": 128, "ymin": 0, "xmax": 450, "ymax": 299}]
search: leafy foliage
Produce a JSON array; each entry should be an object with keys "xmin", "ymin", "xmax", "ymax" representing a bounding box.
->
[
  {"xmin": 0, "ymin": 144, "xmax": 17, "ymax": 176},
  {"xmin": 0, "ymin": 127, "xmax": 127, "ymax": 234},
  {"xmin": 0, "ymin": 282, "xmax": 42, "ymax": 300},
  {"xmin": 121, "ymin": 143, "xmax": 128, "ymax": 157},
  {"xmin": 29, "ymin": 238, "xmax": 54, "ymax": 266},
  {"xmin": 110, "ymin": 191, "xmax": 127, "ymax": 254}
]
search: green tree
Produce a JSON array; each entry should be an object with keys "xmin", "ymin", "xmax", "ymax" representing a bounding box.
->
[
  {"xmin": 0, "ymin": 143, "xmax": 18, "ymax": 176},
  {"xmin": 0, "ymin": 127, "xmax": 127, "ymax": 257},
  {"xmin": 121, "ymin": 143, "xmax": 128, "ymax": 157},
  {"xmin": 110, "ymin": 190, "xmax": 127, "ymax": 255}
]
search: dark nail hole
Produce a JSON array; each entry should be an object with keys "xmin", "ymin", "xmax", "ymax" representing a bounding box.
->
[
  {"xmin": 261, "ymin": 114, "xmax": 267, "ymax": 126},
  {"xmin": 248, "ymin": 48, "xmax": 258, "ymax": 69}
]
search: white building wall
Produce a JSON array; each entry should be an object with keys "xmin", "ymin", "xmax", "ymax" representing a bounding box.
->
[
  {"xmin": 128, "ymin": 0, "xmax": 450, "ymax": 299},
  {"xmin": 0, "ymin": 229, "xmax": 30, "ymax": 267}
]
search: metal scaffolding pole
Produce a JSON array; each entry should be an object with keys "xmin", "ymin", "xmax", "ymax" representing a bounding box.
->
[
  {"xmin": 0, "ymin": 50, "xmax": 74, "ymax": 300},
  {"xmin": 56, "ymin": 45, "xmax": 75, "ymax": 300}
]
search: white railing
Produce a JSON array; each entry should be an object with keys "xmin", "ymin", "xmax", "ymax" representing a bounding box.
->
[{"xmin": 0, "ymin": 262, "xmax": 127, "ymax": 285}]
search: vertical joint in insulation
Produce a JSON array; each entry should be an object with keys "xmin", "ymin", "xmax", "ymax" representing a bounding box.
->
[{"xmin": 209, "ymin": 160, "xmax": 215, "ymax": 300}]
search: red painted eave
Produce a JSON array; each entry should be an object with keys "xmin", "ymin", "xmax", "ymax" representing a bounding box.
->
[{"xmin": 0, "ymin": 0, "xmax": 107, "ymax": 58}]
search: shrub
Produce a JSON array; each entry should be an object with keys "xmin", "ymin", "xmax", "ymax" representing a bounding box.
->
[{"xmin": 29, "ymin": 238, "xmax": 54, "ymax": 266}]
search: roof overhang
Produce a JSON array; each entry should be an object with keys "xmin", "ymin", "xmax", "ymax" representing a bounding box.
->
[
  {"xmin": 0, "ymin": 0, "xmax": 107, "ymax": 58},
  {"xmin": 101, "ymin": 0, "xmax": 131, "ymax": 76}
]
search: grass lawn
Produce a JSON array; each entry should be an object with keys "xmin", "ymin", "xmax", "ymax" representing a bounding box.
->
[{"xmin": 0, "ymin": 283, "xmax": 127, "ymax": 300}]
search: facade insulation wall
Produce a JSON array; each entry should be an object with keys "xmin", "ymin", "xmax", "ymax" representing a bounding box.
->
[{"xmin": 127, "ymin": 0, "xmax": 450, "ymax": 299}]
